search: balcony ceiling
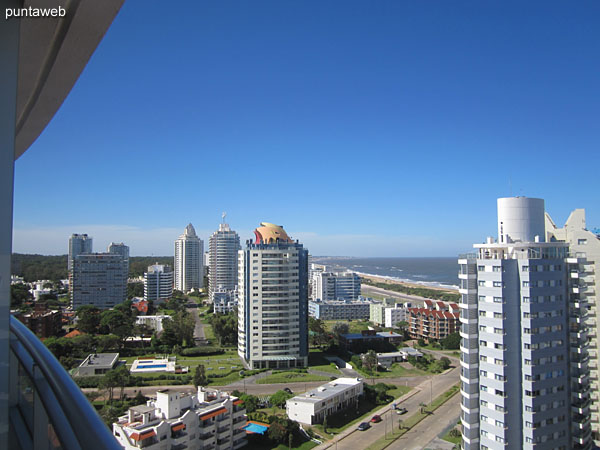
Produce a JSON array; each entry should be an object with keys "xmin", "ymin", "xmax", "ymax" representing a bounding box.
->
[{"xmin": 14, "ymin": 0, "xmax": 124, "ymax": 160}]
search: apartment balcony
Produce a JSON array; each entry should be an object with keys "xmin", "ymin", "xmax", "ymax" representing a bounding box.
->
[{"xmin": 9, "ymin": 316, "xmax": 121, "ymax": 449}]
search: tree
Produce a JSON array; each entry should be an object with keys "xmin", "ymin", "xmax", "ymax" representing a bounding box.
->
[
  {"xmin": 76, "ymin": 305, "xmax": 101, "ymax": 334},
  {"xmin": 11, "ymin": 283, "xmax": 32, "ymax": 308},
  {"xmin": 100, "ymin": 310, "xmax": 135, "ymax": 346},
  {"xmin": 440, "ymin": 332, "xmax": 460, "ymax": 350},
  {"xmin": 160, "ymin": 310, "xmax": 195, "ymax": 347},
  {"xmin": 240, "ymin": 394, "xmax": 259, "ymax": 413},
  {"xmin": 193, "ymin": 365, "xmax": 208, "ymax": 387},
  {"xmin": 332, "ymin": 322, "xmax": 349, "ymax": 342},
  {"xmin": 322, "ymin": 415, "xmax": 328, "ymax": 433},
  {"xmin": 210, "ymin": 311, "xmax": 238, "ymax": 346},
  {"xmin": 127, "ymin": 282, "xmax": 144, "ymax": 300},
  {"xmin": 270, "ymin": 390, "xmax": 293, "ymax": 408},
  {"xmin": 309, "ymin": 317, "xmax": 330, "ymax": 347},
  {"xmin": 99, "ymin": 370, "xmax": 120, "ymax": 404},
  {"xmin": 113, "ymin": 365, "xmax": 131, "ymax": 401},
  {"xmin": 362, "ymin": 350, "xmax": 378, "ymax": 372}
]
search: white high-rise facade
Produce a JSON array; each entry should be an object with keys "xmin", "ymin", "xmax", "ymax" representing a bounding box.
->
[
  {"xmin": 174, "ymin": 223, "xmax": 203, "ymax": 293},
  {"xmin": 68, "ymin": 233, "xmax": 93, "ymax": 271},
  {"xmin": 208, "ymin": 221, "xmax": 241, "ymax": 302},
  {"xmin": 546, "ymin": 209, "xmax": 600, "ymax": 443},
  {"xmin": 459, "ymin": 197, "xmax": 591, "ymax": 450},
  {"xmin": 144, "ymin": 264, "xmax": 173, "ymax": 302},
  {"xmin": 311, "ymin": 271, "xmax": 361, "ymax": 301},
  {"xmin": 237, "ymin": 223, "xmax": 309, "ymax": 369}
]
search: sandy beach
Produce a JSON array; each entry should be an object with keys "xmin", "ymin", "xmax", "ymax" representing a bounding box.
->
[{"xmin": 361, "ymin": 274, "xmax": 458, "ymax": 294}]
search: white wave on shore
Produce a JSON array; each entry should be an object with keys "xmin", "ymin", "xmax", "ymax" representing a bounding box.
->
[{"xmin": 355, "ymin": 271, "xmax": 459, "ymax": 291}]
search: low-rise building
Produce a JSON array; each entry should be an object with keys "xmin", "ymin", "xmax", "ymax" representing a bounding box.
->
[
  {"xmin": 384, "ymin": 303, "xmax": 411, "ymax": 328},
  {"xmin": 308, "ymin": 298, "xmax": 371, "ymax": 320},
  {"xmin": 339, "ymin": 330, "xmax": 403, "ymax": 350},
  {"xmin": 286, "ymin": 378, "xmax": 363, "ymax": 425},
  {"xmin": 408, "ymin": 300, "xmax": 459, "ymax": 342},
  {"xmin": 15, "ymin": 303, "xmax": 62, "ymax": 338},
  {"xmin": 113, "ymin": 387, "xmax": 246, "ymax": 450},
  {"xmin": 135, "ymin": 315, "xmax": 170, "ymax": 333},
  {"xmin": 375, "ymin": 348, "xmax": 423, "ymax": 369},
  {"xmin": 73, "ymin": 353, "xmax": 120, "ymax": 377}
]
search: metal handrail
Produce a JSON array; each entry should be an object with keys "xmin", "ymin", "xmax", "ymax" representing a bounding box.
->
[{"xmin": 9, "ymin": 316, "xmax": 121, "ymax": 450}]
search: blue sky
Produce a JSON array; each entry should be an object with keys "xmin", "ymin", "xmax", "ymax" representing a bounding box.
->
[{"xmin": 13, "ymin": 1, "xmax": 600, "ymax": 256}]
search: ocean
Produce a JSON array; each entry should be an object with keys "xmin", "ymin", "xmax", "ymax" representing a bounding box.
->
[{"xmin": 311, "ymin": 257, "xmax": 459, "ymax": 290}]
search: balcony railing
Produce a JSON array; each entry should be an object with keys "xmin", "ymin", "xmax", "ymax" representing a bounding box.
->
[{"xmin": 9, "ymin": 316, "xmax": 121, "ymax": 450}]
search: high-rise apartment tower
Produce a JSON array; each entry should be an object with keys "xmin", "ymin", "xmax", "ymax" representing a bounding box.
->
[
  {"xmin": 68, "ymin": 233, "xmax": 93, "ymax": 271},
  {"xmin": 144, "ymin": 264, "xmax": 173, "ymax": 302},
  {"xmin": 174, "ymin": 223, "xmax": 203, "ymax": 293},
  {"xmin": 208, "ymin": 219, "xmax": 241, "ymax": 302},
  {"xmin": 238, "ymin": 222, "xmax": 309, "ymax": 369},
  {"xmin": 459, "ymin": 197, "xmax": 592, "ymax": 450}
]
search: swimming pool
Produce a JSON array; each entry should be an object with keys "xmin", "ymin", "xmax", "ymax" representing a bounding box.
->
[
  {"xmin": 136, "ymin": 364, "xmax": 167, "ymax": 369},
  {"xmin": 243, "ymin": 422, "xmax": 268, "ymax": 434}
]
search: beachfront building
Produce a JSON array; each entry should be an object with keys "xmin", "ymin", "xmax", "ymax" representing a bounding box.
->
[
  {"xmin": 308, "ymin": 298, "xmax": 371, "ymax": 320},
  {"xmin": 213, "ymin": 287, "xmax": 237, "ymax": 314},
  {"xmin": 208, "ymin": 220, "xmax": 241, "ymax": 302},
  {"xmin": 458, "ymin": 197, "xmax": 592, "ymax": 450},
  {"xmin": 546, "ymin": 208, "xmax": 600, "ymax": 443},
  {"xmin": 237, "ymin": 222, "xmax": 309, "ymax": 369},
  {"xmin": 311, "ymin": 270, "xmax": 361, "ymax": 301},
  {"xmin": 408, "ymin": 300, "xmax": 459, "ymax": 342},
  {"xmin": 144, "ymin": 264, "xmax": 174, "ymax": 302},
  {"xmin": 113, "ymin": 387, "xmax": 247, "ymax": 450},
  {"xmin": 174, "ymin": 223, "xmax": 204, "ymax": 293},
  {"xmin": 384, "ymin": 303, "xmax": 411, "ymax": 328},
  {"xmin": 71, "ymin": 253, "xmax": 128, "ymax": 309},
  {"xmin": 286, "ymin": 378, "xmax": 363, "ymax": 425}
]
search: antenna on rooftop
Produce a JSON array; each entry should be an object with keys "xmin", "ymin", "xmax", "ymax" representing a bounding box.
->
[
  {"xmin": 509, "ymin": 177, "xmax": 512, "ymax": 197},
  {"xmin": 222, "ymin": 212, "xmax": 227, "ymax": 223}
]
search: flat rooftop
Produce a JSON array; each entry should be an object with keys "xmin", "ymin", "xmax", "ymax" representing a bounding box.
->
[
  {"xmin": 78, "ymin": 353, "xmax": 119, "ymax": 368},
  {"xmin": 289, "ymin": 378, "xmax": 362, "ymax": 404}
]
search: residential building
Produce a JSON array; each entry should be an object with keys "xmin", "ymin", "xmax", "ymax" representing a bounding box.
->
[
  {"xmin": 208, "ymin": 220, "xmax": 241, "ymax": 301},
  {"xmin": 73, "ymin": 353, "xmax": 120, "ymax": 377},
  {"xmin": 135, "ymin": 315, "xmax": 170, "ymax": 334},
  {"xmin": 68, "ymin": 233, "xmax": 93, "ymax": 271},
  {"xmin": 237, "ymin": 222, "xmax": 309, "ymax": 369},
  {"xmin": 384, "ymin": 303, "xmax": 411, "ymax": 328},
  {"xmin": 108, "ymin": 242, "xmax": 130, "ymax": 274},
  {"xmin": 15, "ymin": 303, "xmax": 62, "ymax": 338},
  {"xmin": 369, "ymin": 302, "xmax": 387, "ymax": 325},
  {"xmin": 375, "ymin": 348, "xmax": 423, "ymax": 369},
  {"xmin": 71, "ymin": 253, "xmax": 128, "ymax": 309},
  {"xmin": 308, "ymin": 298, "xmax": 371, "ymax": 320},
  {"xmin": 459, "ymin": 197, "xmax": 592, "ymax": 450},
  {"xmin": 408, "ymin": 300, "xmax": 459, "ymax": 341},
  {"xmin": 286, "ymin": 378, "xmax": 363, "ymax": 425},
  {"xmin": 339, "ymin": 330, "xmax": 403, "ymax": 350},
  {"xmin": 144, "ymin": 264, "xmax": 173, "ymax": 302},
  {"xmin": 311, "ymin": 271, "xmax": 361, "ymax": 301},
  {"xmin": 112, "ymin": 387, "xmax": 246, "ymax": 450},
  {"xmin": 174, "ymin": 224, "xmax": 203, "ymax": 293},
  {"xmin": 546, "ymin": 209, "xmax": 600, "ymax": 442},
  {"xmin": 213, "ymin": 287, "xmax": 237, "ymax": 314}
]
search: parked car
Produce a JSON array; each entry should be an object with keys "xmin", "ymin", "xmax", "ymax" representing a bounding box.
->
[
  {"xmin": 357, "ymin": 422, "xmax": 371, "ymax": 431},
  {"xmin": 370, "ymin": 415, "xmax": 382, "ymax": 423},
  {"xmin": 396, "ymin": 408, "xmax": 408, "ymax": 415}
]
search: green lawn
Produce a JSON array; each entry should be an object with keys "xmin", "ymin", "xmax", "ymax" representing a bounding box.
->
[
  {"xmin": 323, "ymin": 320, "xmax": 371, "ymax": 334},
  {"xmin": 353, "ymin": 362, "xmax": 427, "ymax": 378},
  {"xmin": 442, "ymin": 428, "xmax": 462, "ymax": 445},
  {"xmin": 308, "ymin": 351, "xmax": 342, "ymax": 375},
  {"xmin": 256, "ymin": 372, "xmax": 331, "ymax": 384}
]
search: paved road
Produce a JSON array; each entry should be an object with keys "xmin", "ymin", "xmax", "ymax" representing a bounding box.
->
[
  {"xmin": 388, "ymin": 393, "xmax": 460, "ymax": 450},
  {"xmin": 316, "ymin": 364, "xmax": 459, "ymax": 450},
  {"xmin": 361, "ymin": 285, "xmax": 430, "ymax": 305},
  {"xmin": 189, "ymin": 306, "xmax": 206, "ymax": 342}
]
